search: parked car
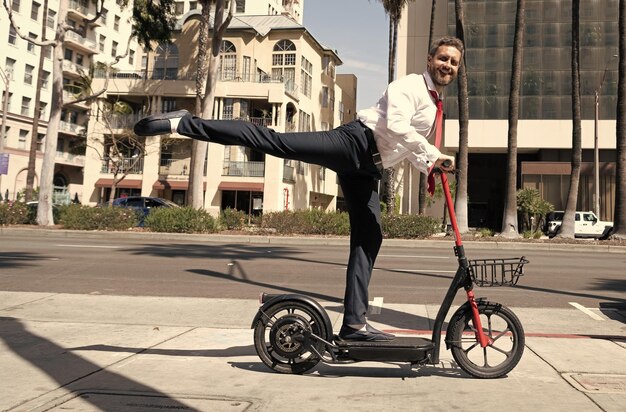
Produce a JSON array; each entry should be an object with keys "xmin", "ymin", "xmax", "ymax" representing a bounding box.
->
[
  {"xmin": 546, "ymin": 211, "xmax": 613, "ymax": 239},
  {"xmin": 111, "ymin": 196, "xmax": 180, "ymax": 220}
]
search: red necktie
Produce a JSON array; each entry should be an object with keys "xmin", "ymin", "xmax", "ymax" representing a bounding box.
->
[{"xmin": 427, "ymin": 90, "xmax": 444, "ymax": 196}]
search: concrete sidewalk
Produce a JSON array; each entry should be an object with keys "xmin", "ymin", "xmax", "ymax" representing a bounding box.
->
[{"xmin": 1, "ymin": 292, "xmax": 625, "ymax": 411}]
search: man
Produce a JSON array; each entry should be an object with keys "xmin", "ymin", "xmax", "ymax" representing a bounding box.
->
[{"xmin": 134, "ymin": 36, "xmax": 463, "ymax": 342}]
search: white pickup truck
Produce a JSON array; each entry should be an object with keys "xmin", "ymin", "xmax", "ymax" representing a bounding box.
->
[{"xmin": 546, "ymin": 211, "xmax": 614, "ymax": 239}]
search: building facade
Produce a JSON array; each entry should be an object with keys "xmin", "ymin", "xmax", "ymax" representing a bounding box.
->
[
  {"xmin": 398, "ymin": 0, "xmax": 618, "ymax": 227},
  {"xmin": 84, "ymin": 6, "xmax": 354, "ymax": 216}
]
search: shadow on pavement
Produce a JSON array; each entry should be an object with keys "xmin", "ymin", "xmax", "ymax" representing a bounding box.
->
[
  {"xmin": 0, "ymin": 251, "xmax": 54, "ymax": 269},
  {"xmin": 0, "ymin": 317, "xmax": 198, "ymax": 411},
  {"xmin": 67, "ymin": 344, "xmax": 257, "ymax": 358}
]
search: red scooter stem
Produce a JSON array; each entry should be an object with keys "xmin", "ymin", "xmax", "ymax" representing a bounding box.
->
[{"xmin": 440, "ymin": 172, "xmax": 463, "ymax": 248}]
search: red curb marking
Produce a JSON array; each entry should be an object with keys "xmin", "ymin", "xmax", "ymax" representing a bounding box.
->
[{"xmin": 386, "ymin": 330, "xmax": 626, "ymax": 340}]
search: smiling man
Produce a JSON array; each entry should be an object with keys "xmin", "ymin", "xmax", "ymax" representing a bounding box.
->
[{"xmin": 134, "ymin": 36, "xmax": 463, "ymax": 342}]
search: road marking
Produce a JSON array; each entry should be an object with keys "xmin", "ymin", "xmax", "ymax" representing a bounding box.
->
[
  {"xmin": 569, "ymin": 302, "xmax": 605, "ymax": 321},
  {"xmin": 369, "ymin": 297, "xmax": 384, "ymax": 315},
  {"xmin": 56, "ymin": 244, "xmax": 121, "ymax": 249}
]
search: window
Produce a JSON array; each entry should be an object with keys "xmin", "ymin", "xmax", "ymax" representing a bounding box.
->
[
  {"xmin": 272, "ymin": 39, "xmax": 296, "ymax": 90},
  {"xmin": 161, "ymin": 99, "xmax": 176, "ymax": 113},
  {"xmin": 114, "ymin": 15, "xmax": 120, "ymax": 31},
  {"xmin": 189, "ymin": 1, "xmax": 197, "ymax": 10},
  {"xmin": 219, "ymin": 40, "xmax": 237, "ymax": 80},
  {"xmin": 43, "ymin": 45, "xmax": 52, "ymax": 59},
  {"xmin": 19, "ymin": 130, "xmax": 28, "ymax": 149},
  {"xmin": 21, "ymin": 97, "xmax": 31, "ymax": 116},
  {"xmin": 76, "ymin": 53, "xmax": 84, "ymax": 66},
  {"xmin": 2, "ymin": 92, "xmax": 12, "ymax": 112},
  {"xmin": 31, "ymin": 1, "xmax": 40, "ymax": 20},
  {"xmin": 47, "ymin": 9, "xmax": 56, "ymax": 28},
  {"xmin": 11, "ymin": 0, "xmax": 19, "ymax": 13},
  {"xmin": 38, "ymin": 102, "xmax": 47, "ymax": 119},
  {"xmin": 300, "ymin": 56, "xmax": 313, "ymax": 98},
  {"xmin": 129, "ymin": 49, "xmax": 135, "ymax": 65},
  {"xmin": 5, "ymin": 58, "xmax": 16, "ymax": 77},
  {"xmin": 8, "ymin": 27, "xmax": 17, "ymax": 45},
  {"xmin": 24, "ymin": 64, "xmax": 34, "ymax": 84},
  {"xmin": 174, "ymin": 1, "xmax": 184, "ymax": 14},
  {"xmin": 298, "ymin": 110, "xmax": 311, "ymax": 132},
  {"xmin": 222, "ymin": 98, "xmax": 233, "ymax": 119},
  {"xmin": 153, "ymin": 43, "xmax": 179, "ymax": 80},
  {"xmin": 111, "ymin": 41, "xmax": 118, "ymax": 57},
  {"xmin": 99, "ymin": 35, "xmax": 105, "ymax": 52},
  {"xmin": 236, "ymin": 0, "xmax": 245, "ymax": 12},
  {"xmin": 27, "ymin": 33, "xmax": 37, "ymax": 53},
  {"xmin": 322, "ymin": 87, "xmax": 329, "ymax": 107},
  {"xmin": 36, "ymin": 133, "xmax": 44, "ymax": 151},
  {"xmin": 242, "ymin": 56, "xmax": 252, "ymax": 81},
  {"xmin": 64, "ymin": 48, "xmax": 73, "ymax": 61}
]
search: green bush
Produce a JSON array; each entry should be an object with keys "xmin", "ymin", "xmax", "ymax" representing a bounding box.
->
[
  {"xmin": 219, "ymin": 207, "xmax": 247, "ymax": 230},
  {"xmin": 144, "ymin": 207, "xmax": 217, "ymax": 233},
  {"xmin": 522, "ymin": 230, "xmax": 543, "ymax": 239},
  {"xmin": 382, "ymin": 214, "xmax": 441, "ymax": 238},
  {"xmin": 0, "ymin": 202, "xmax": 30, "ymax": 225},
  {"xmin": 478, "ymin": 227, "xmax": 495, "ymax": 237},
  {"xmin": 260, "ymin": 209, "xmax": 350, "ymax": 236},
  {"xmin": 60, "ymin": 204, "xmax": 139, "ymax": 230}
]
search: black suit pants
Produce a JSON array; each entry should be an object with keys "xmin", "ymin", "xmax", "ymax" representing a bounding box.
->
[{"xmin": 177, "ymin": 116, "xmax": 384, "ymax": 326}]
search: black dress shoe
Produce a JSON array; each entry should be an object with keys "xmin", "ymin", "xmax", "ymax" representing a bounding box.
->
[
  {"xmin": 338, "ymin": 324, "xmax": 395, "ymax": 342},
  {"xmin": 133, "ymin": 110, "xmax": 191, "ymax": 136}
]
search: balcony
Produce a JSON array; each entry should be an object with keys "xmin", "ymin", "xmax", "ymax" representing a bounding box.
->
[
  {"xmin": 64, "ymin": 31, "xmax": 97, "ymax": 54},
  {"xmin": 222, "ymin": 161, "xmax": 265, "ymax": 177},
  {"xmin": 62, "ymin": 60, "xmax": 86, "ymax": 78},
  {"xmin": 62, "ymin": 90, "xmax": 89, "ymax": 109},
  {"xmin": 67, "ymin": 0, "xmax": 102, "ymax": 26},
  {"xmin": 103, "ymin": 113, "xmax": 145, "ymax": 131},
  {"xmin": 101, "ymin": 157, "xmax": 144, "ymax": 175},
  {"xmin": 59, "ymin": 121, "xmax": 87, "ymax": 136},
  {"xmin": 55, "ymin": 152, "xmax": 84, "ymax": 167}
]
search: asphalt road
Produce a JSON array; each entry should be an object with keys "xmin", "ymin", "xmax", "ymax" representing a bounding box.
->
[{"xmin": 1, "ymin": 232, "xmax": 625, "ymax": 310}]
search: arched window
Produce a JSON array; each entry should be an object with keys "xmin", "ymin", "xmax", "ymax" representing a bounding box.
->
[
  {"xmin": 272, "ymin": 40, "xmax": 296, "ymax": 84},
  {"xmin": 219, "ymin": 40, "xmax": 237, "ymax": 80},
  {"xmin": 153, "ymin": 43, "xmax": 179, "ymax": 80}
]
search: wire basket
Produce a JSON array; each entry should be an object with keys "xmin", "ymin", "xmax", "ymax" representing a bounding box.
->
[{"xmin": 468, "ymin": 256, "xmax": 528, "ymax": 287}]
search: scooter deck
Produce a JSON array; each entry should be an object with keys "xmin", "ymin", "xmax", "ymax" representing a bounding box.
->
[{"xmin": 334, "ymin": 336, "xmax": 434, "ymax": 363}]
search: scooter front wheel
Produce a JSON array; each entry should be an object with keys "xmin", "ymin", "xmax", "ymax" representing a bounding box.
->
[
  {"xmin": 253, "ymin": 300, "xmax": 328, "ymax": 374},
  {"xmin": 448, "ymin": 301, "xmax": 525, "ymax": 378}
]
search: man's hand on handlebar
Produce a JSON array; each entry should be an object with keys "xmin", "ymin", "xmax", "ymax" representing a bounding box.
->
[{"xmin": 435, "ymin": 155, "xmax": 455, "ymax": 172}]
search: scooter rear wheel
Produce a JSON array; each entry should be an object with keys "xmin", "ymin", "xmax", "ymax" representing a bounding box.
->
[
  {"xmin": 449, "ymin": 301, "xmax": 525, "ymax": 378},
  {"xmin": 253, "ymin": 300, "xmax": 328, "ymax": 374}
]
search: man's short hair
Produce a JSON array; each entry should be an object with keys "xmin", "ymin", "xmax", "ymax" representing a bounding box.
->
[{"xmin": 429, "ymin": 36, "xmax": 464, "ymax": 57}]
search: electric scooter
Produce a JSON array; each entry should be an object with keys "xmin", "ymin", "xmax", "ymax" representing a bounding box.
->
[{"xmin": 251, "ymin": 166, "xmax": 528, "ymax": 378}]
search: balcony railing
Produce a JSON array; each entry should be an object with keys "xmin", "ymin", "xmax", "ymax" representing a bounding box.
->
[
  {"xmin": 160, "ymin": 158, "xmax": 207, "ymax": 176},
  {"xmin": 59, "ymin": 121, "xmax": 86, "ymax": 135},
  {"xmin": 64, "ymin": 31, "xmax": 97, "ymax": 50},
  {"xmin": 222, "ymin": 161, "xmax": 264, "ymax": 177},
  {"xmin": 101, "ymin": 157, "xmax": 144, "ymax": 174},
  {"xmin": 103, "ymin": 113, "xmax": 145, "ymax": 130}
]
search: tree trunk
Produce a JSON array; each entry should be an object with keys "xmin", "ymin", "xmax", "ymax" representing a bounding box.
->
[
  {"xmin": 37, "ymin": 2, "xmax": 67, "ymax": 226},
  {"xmin": 383, "ymin": 18, "xmax": 397, "ymax": 214},
  {"xmin": 25, "ymin": 0, "xmax": 49, "ymax": 202},
  {"xmin": 500, "ymin": 0, "xmax": 525, "ymax": 238},
  {"xmin": 454, "ymin": 0, "xmax": 469, "ymax": 233},
  {"xmin": 557, "ymin": 0, "xmax": 582, "ymax": 239},
  {"xmin": 613, "ymin": 0, "xmax": 626, "ymax": 238}
]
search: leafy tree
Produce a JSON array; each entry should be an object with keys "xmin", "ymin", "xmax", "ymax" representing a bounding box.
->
[
  {"xmin": 500, "ymin": 0, "xmax": 525, "ymax": 238},
  {"xmin": 557, "ymin": 0, "xmax": 583, "ymax": 239},
  {"xmin": 516, "ymin": 188, "xmax": 553, "ymax": 232}
]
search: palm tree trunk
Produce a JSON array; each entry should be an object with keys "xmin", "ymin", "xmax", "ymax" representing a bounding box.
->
[
  {"xmin": 454, "ymin": 0, "xmax": 469, "ymax": 233},
  {"xmin": 557, "ymin": 0, "xmax": 582, "ymax": 239},
  {"xmin": 500, "ymin": 0, "xmax": 525, "ymax": 238},
  {"xmin": 613, "ymin": 0, "xmax": 626, "ymax": 238}
]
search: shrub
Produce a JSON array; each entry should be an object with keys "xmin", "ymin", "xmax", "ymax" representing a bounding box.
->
[
  {"xmin": 382, "ymin": 214, "xmax": 441, "ymax": 238},
  {"xmin": 478, "ymin": 227, "xmax": 495, "ymax": 237},
  {"xmin": 517, "ymin": 188, "xmax": 554, "ymax": 232},
  {"xmin": 522, "ymin": 230, "xmax": 542, "ymax": 239},
  {"xmin": 0, "ymin": 202, "xmax": 30, "ymax": 225},
  {"xmin": 60, "ymin": 204, "xmax": 139, "ymax": 230},
  {"xmin": 144, "ymin": 207, "xmax": 217, "ymax": 233},
  {"xmin": 219, "ymin": 207, "xmax": 247, "ymax": 230},
  {"xmin": 260, "ymin": 209, "xmax": 350, "ymax": 236}
]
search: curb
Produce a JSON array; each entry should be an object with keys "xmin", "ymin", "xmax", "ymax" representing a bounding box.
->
[{"xmin": 2, "ymin": 226, "xmax": 626, "ymax": 253}]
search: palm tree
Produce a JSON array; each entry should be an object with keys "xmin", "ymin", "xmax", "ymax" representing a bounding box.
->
[
  {"xmin": 376, "ymin": 0, "xmax": 413, "ymax": 214},
  {"xmin": 613, "ymin": 0, "xmax": 626, "ymax": 238},
  {"xmin": 188, "ymin": 0, "xmax": 235, "ymax": 209},
  {"xmin": 556, "ymin": 0, "xmax": 582, "ymax": 239},
  {"xmin": 453, "ymin": 0, "xmax": 469, "ymax": 233},
  {"xmin": 500, "ymin": 0, "xmax": 525, "ymax": 238}
]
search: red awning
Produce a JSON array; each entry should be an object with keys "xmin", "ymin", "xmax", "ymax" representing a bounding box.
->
[
  {"xmin": 218, "ymin": 182, "xmax": 264, "ymax": 192},
  {"xmin": 94, "ymin": 178, "xmax": 142, "ymax": 189}
]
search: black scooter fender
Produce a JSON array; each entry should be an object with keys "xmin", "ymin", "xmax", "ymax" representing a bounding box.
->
[
  {"xmin": 444, "ymin": 301, "xmax": 472, "ymax": 350},
  {"xmin": 250, "ymin": 293, "xmax": 333, "ymax": 341}
]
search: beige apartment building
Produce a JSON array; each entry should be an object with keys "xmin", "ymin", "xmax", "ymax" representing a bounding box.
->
[
  {"xmin": 0, "ymin": 0, "xmax": 139, "ymax": 203},
  {"xmin": 84, "ymin": 5, "xmax": 355, "ymax": 216}
]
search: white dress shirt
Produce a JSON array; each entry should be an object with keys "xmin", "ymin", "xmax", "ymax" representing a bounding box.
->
[{"xmin": 357, "ymin": 71, "xmax": 442, "ymax": 174}]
